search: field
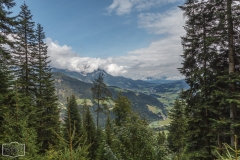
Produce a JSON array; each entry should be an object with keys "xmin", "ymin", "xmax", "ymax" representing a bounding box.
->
[
  {"xmin": 149, "ymin": 118, "xmax": 171, "ymax": 133},
  {"xmin": 76, "ymin": 98, "xmax": 93, "ymax": 106}
]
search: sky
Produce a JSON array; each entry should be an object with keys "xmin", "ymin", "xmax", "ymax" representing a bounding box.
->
[{"xmin": 11, "ymin": 0, "xmax": 186, "ymax": 80}]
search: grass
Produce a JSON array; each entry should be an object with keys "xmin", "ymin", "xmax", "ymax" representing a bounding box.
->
[
  {"xmin": 147, "ymin": 104, "xmax": 163, "ymax": 115},
  {"xmin": 76, "ymin": 99, "xmax": 93, "ymax": 106},
  {"xmin": 149, "ymin": 118, "xmax": 171, "ymax": 128},
  {"xmin": 158, "ymin": 118, "xmax": 171, "ymax": 125},
  {"xmin": 156, "ymin": 92, "xmax": 179, "ymax": 109}
]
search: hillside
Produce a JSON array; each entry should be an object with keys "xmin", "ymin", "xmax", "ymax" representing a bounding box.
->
[
  {"xmin": 52, "ymin": 68, "xmax": 190, "ymax": 110},
  {"xmin": 53, "ymin": 72, "xmax": 167, "ymax": 123}
]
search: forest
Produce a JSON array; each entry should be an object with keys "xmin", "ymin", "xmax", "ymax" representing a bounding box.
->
[{"xmin": 0, "ymin": 0, "xmax": 240, "ymax": 159}]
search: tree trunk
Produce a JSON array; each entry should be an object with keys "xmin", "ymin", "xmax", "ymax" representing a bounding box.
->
[{"xmin": 227, "ymin": 0, "xmax": 236, "ymax": 147}]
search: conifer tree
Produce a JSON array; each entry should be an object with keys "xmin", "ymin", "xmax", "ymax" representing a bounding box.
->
[
  {"xmin": 112, "ymin": 92, "xmax": 131, "ymax": 126},
  {"xmin": 34, "ymin": 23, "xmax": 60, "ymax": 153},
  {"xmin": 105, "ymin": 114, "xmax": 113, "ymax": 147},
  {"xmin": 84, "ymin": 103, "xmax": 97, "ymax": 159},
  {"xmin": 12, "ymin": 3, "xmax": 37, "ymax": 131},
  {"xmin": 91, "ymin": 72, "xmax": 112, "ymax": 129},
  {"xmin": 114, "ymin": 113, "xmax": 155, "ymax": 160},
  {"xmin": 178, "ymin": 0, "xmax": 240, "ymax": 158},
  {"xmin": 0, "ymin": 0, "xmax": 16, "ymax": 135},
  {"xmin": 0, "ymin": 85, "xmax": 38, "ymax": 157},
  {"xmin": 13, "ymin": 2, "xmax": 36, "ymax": 96},
  {"xmin": 167, "ymin": 99, "xmax": 186, "ymax": 158},
  {"xmin": 64, "ymin": 95, "xmax": 83, "ymax": 149}
]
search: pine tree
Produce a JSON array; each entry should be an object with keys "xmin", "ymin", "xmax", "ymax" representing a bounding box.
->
[
  {"xmin": 91, "ymin": 71, "xmax": 112, "ymax": 129},
  {"xmin": 178, "ymin": 0, "xmax": 240, "ymax": 158},
  {"xmin": 84, "ymin": 104, "xmax": 97, "ymax": 159},
  {"xmin": 112, "ymin": 95, "xmax": 155, "ymax": 160},
  {"xmin": 112, "ymin": 92, "xmax": 131, "ymax": 126},
  {"xmin": 0, "ymin": 0, "xmax": 16, "ymax": 135},
  {"xmin": 155, "ymin": 131, "xmax": 168, "ymax": 160},
  {"xmin": 11, "ymin": 3, "xmax": 37, "ymax": 132},
  {"xmin": 114, "ymin": 113, "xmax": 155, "ymax": 160},
  {"xmin": 64, "ymin": 95, "xmax": 84, "ymax": 149},
  {"xmin": 13, "ymin": 2, "xmax": 36, "ymax": 96},
  {"xmin": 34, "ymin": 23, "xmax": 60, "ymax": 153},
  {"xmin": 105, "ymin": 114, "xmax": 113, "ymax": 147},
  {"xmin": 0, "ymin": 85, "xmax": 38, "ymax": 157},
  {"xmin": 167, "ymin": 99, "xmax": 186, "ymax": 158}
]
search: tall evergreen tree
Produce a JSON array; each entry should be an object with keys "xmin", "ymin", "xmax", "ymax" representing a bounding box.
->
[
  {"xmin": 13, "ymin": 2, "xmax": 36, "ymax": 96},
  {"xmin": 34, "ymin": 23, "xmax": 60, "ymax": 153},
  {"xmin": 0, "ymin": 0, "xmax": 16, "ymax": 135},
  {"xmin": 178, "ymin": 0, "xmax": 240, "ymax": 158},
  {"xmin": 84, "ymin": 104, "xmax": 97, "ymax": 159},
  {"xmin": 91, "ymin": 72, "xmax": 112, "ymax": 129},
  {"xmin": 11, "ymin": 3, "xmax": 37, "ymax": 131}
]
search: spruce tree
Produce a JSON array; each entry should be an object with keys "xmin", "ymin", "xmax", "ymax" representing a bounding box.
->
[
  {"xmin": 114, "ymin": 113, "xmax": 155, "ymax": 160},
  {"xmin": 84, "ymin": 104, "xmax": 97, "ymax": 159},
  {"xmin": 91, "ymin": 72, "xmax": 112, "ymax": 129},
  {"xmin": 112, "ymin": 92, "xmax": 131, "ymax": 126},
  {"xmin": 13, "ymin": 2, "xmax": 36, "ymax": 96},
  {"xmin": 0, "ymin": 84, "xmax": 38, "ymax": 157},
  {"xmin": 105, "ymin": 114, "xmax": 113, "ymax": 147},
  {"xmin": 34, "ymin": 23, "xmax": 60, "ymax": 153},
  {"xmin": 0, "ymin": 0, "xmax": 16, "ymax": 135},
  {"xmin": 63, "ymin": 95, "xmax": 83, "ymax": 149},
  {"xmin": 178, "ymin": 0, "xmax": 240, "ymax": 158},
  {"xmin": 12, "ymin": 3, "xmax": 37, "ymax": 132},
  {"xmin": 167, "ymin": 99, "xmax": 186, "ymax": 158}
]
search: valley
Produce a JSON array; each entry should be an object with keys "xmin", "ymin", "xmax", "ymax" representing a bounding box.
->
[{"xmin": 52, "ymin": 68, "xmax": 189, "ymax": 128}]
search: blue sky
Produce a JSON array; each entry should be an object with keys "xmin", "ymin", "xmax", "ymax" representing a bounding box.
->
[{"xmin": 11, "ymin": 0, "xmax": 186, "ymax": 80}]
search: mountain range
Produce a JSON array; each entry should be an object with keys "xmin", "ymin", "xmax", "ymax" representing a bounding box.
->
[{"xmin": 52, "ymin": 67, "xmax": 189, "ymax": 124}]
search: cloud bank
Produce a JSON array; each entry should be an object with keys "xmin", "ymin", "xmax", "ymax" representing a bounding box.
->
[
  {"xmin": 114, "ymin": 8, "xmax": 185, "ymax": 79},
  {"xmin": 46, "ymin": 38, "xmax": 127, "ymax": 76}
]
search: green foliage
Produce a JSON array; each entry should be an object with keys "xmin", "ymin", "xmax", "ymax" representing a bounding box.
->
[
  {"xmin": 167, "ymin": 99, "xmax": 186, "ymax": 155},
  {"xmin": 0, "ymin": 91, "xmax": 38, "ymax": 158},
  {"xmin": 113, "ymin": 92, "xmax": 131, "ymax": 126},
  {"xmin": 215, "ymin": 142, "xmax": 240, "ymax": 160},
  {"xmin": 113, "ymin": 113, "xmax": 156, "ymax": 160},
  {"xmin": 34, "ymin": 23, "xmax": 61, "ymax": 153},
  {"xmin": 84, "ymin": 104, "xmax": 97, "ymax": 159},
  {"xmin": 63, "ymin": 94, "xmax": 84, "ymax": 149}
]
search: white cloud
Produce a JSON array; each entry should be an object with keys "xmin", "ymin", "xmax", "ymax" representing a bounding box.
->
[
  {"xmin": 138, "ymin": 8, "xmax": 185, "ymax": 35},
  {"xmin": 115, "ymin": 34, "xmax": 183, "ymax": 80},
  {"xmin": 107, "ymin": 0, "xmax": 182, "ymax": 16},
  {"xmin": 111, "ymin": 8, "xmax": 186, "ymax": 80},
  {"xmin": 46, "ymin": 38, "xmax": 127, "ymax": 76}
]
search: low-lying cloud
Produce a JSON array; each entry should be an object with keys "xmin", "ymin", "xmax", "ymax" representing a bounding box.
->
[{"xmin": 46, "ymin": 38, "xmax": 127, "ymax": 76}]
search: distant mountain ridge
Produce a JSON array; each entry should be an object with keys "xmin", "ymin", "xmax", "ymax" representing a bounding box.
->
[
  {"xmin": 52, "ymin": 72, "xmax": 167, "ymax": 123},
  {"xmin": 51, "ymin": 67, "xmax": 156, "ymax": 90},
  {"xmin": 51, "ymin": 67, "xmax": 188, "ymax": 89}
]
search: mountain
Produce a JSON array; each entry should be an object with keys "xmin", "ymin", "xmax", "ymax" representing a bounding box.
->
[
  {"xmin": 153, "ymin": 80, "xmax": 189, "ymax": 93},
  {"xmin": 52, "ymin": 67, "xmax": 155, "ymax": 90},
  {"xmin": 52, "ymin": 68, "xmax": 190, "ymax": 110},
  {"xmin": 142, "ymin": 76, "xmax": 177, "ymax": 84},
  {"xmin": 52, "ymin": 72, "xmax": 167, "ymax": 123}
]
